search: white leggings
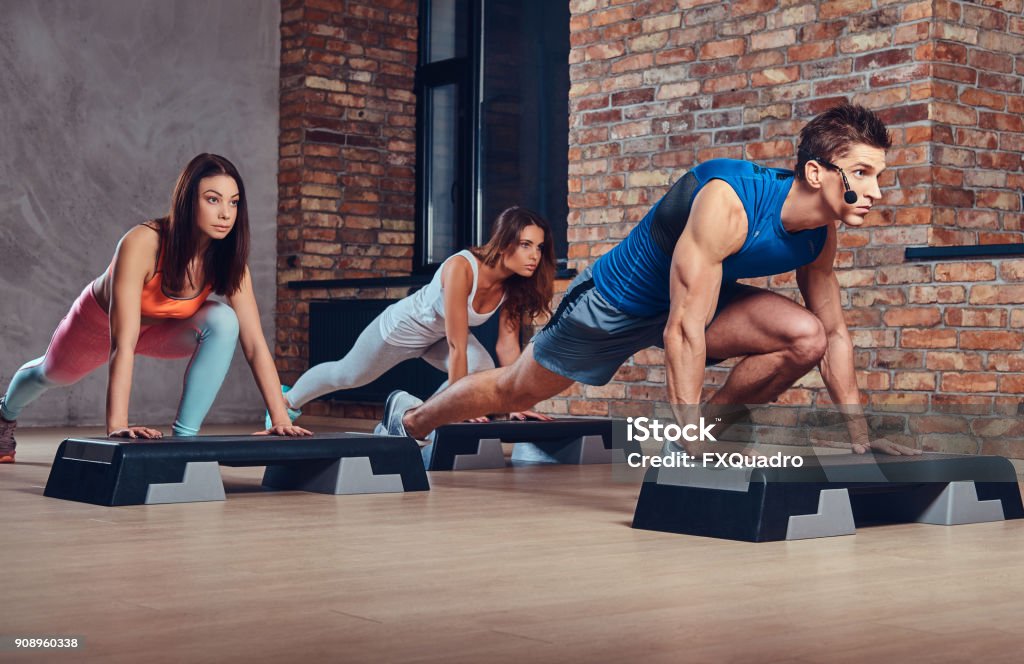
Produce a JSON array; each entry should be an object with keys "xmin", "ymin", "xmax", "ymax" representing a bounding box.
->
[{"xmin": 285, "ymin": 313, "xmax": 495, "ymax": 409}]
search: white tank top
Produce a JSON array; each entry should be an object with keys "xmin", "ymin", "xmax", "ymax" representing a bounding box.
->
[{"xmin": 379, "ymin": 250, "xmax": 506, "ymax": 347}]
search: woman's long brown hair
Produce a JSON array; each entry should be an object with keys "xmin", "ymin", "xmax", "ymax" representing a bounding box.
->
[
  {"xmin": 151, "ymin": 153, "xmax": 250, "ymax": 296},
  {"xmin": 472, "ymin": 206, "xmax": 556, "ymax": 329}
]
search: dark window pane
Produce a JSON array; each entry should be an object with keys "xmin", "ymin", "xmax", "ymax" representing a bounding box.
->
[
  {"xmin": 427, "ymin": 84, "xmax": 459, "ymax": 263},
  {"xmin": 427, "ymin": 0, "xmax": 469, "ymax": 63},
  {"xmin": 478, "ymin": 0, "xmax": 569, "ymax": 260}
]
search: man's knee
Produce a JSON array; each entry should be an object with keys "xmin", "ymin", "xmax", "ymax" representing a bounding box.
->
[
  {"xmin": 787, "ymin": 315, "xmax": 827, "ymax": 368},
  {"xmin": 497, "ymin": 355, "xmax": 568, "ymax": 410},
  {"xmin": 493, "ymin": 367, "xmax": 530, "ymax": 410}
]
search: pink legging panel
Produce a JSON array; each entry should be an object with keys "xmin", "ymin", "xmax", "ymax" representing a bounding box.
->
[{"xmin": 39, "ymin": 285, "xmax": 210, "ymax": 385}]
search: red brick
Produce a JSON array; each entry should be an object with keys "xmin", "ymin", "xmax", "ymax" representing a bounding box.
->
[
  {"xmin": 744, "ymin": 140, "xmax": 793, "ymax": 160},
  {"xmin": 854, "ymin": 48, "xmax": 913, "ymax": 71},
  {"xmin": 874, "ymin": 350, "xmax": 923, "ymax": 369},
  {"xmin": 970, "ymin": 285, "xmax": 1024, "ymax": 304},
  {"xmin": 977, "ymin": 151, "xmax": 1022, "ymax": 171},
  {"xmin": 876, "ymin": 266, "xmax": 932, "ymax": 285},
  {"xmin": 750, "ymin": 29, "xmax": 795, "ymax": 51},
  {"xmin": 699, "ymin": 38, "xmax": 746, "ymax": 59},
  {"xmin": 569, "ymin": 400, "xmax": 609, "ymax": 416},
  {"xmin": 961, "ymin": 88, "xmax": 1007, "ymax": 111},
  {"xmin": 858, "ymin": 371, "xmax": 891, "ymax": 391},
  {"xmin": 841, "ymin": 32, "xmax": 894, "ymax": 54},
  {"xmin": 926, "ymin": 351, "xmax": 984, "ymax": 371},
  {"xmin": 870, "ymin": 392, "xmax": 929, "ymax": 413},
  {"xmin": 654, "ymin": 47, "xmax": 697, "ymax": 65},
  {"xmin": 932, "ymin": 394, "xmax": 994, "ymax": 416},
  {"xmin": 894, "ymin": 208, "xmax": 933, "ymax": 226},
  {"xmin": 730, "ymin": 0, "xmax": 778, "ymax": 17},
  {"xmin": 1000, "ymin": 261, "xmax": 1024, "ymax": 281},
  {"xmin": 800, "ymin": 22, "xmax": 846, "ymax": 41},
  {"xmin": 851, "ymin": 330, "xmax": 898, "ymax": 348},
  {"xmin": 969, "ymin": 49, "xmax": 1015, "ymax": 74},
  {"xmin": 901, "ymin": 329, "xmax": 958, "ymax": 348},
  {"xmin": 713, "ymin": 91, "xmax": 760, "ymax": 110},
  {"xmin": 979, "ymin": 31, "xmax": 1024, "ymax": 57},
  {"xmin": 898, "ymin": 166, "xmax": 932, "ymax": 186},
  {"xmin": 894, "ymin": 372, "xmax": 937, "ymax": 391},
  {"xmin": 945, "ymin": 308, "xmax": 1008, "ymax": 327},
  {"xmin": 851, "ymin": 289, "xmax": 906, "ymax": 307},
  {"xmin": 721, "ymin": 14, "xmax": 766, "ymax": 36},
  {"xmin": 929, "ymin": 228, "xmax": 978, "ymax": 246},
  {"xmin": 876, "ymin": 103, "xmax": 930, "ymax": 125},
  {"xmin": 934, "ymin": 263, "xmax": 997, "ymax": 282},
  {"xmin": 842, "ymin": 307, "xmax": 881, "ymax": 327},
  {"xmin": 941, "ymin": 373, "xmax": 999, "ymax": 393},
  {"xmin": 977, "ymin": 192, "xmax": 1021, "ymax": 211},
  {"xmin": 989, "ymin": 353, "xmax": 1024, "ymax": 372},
  {"xmin": 788, "ymin": 42, "xmax": 836, "ymax": 62},
  {"xmin": 908, "ymin": 415, "xmax": 969, "ymax": 435},
  {"xmin": 883, "ymin": 308, "xmax": 942, "ymax": 327},
  {"xmin": 751, "ymin": 67, "xmax": 800, "ymax": 87},
  {"xmin": 932, "ymin": 63, "xmax": 978, "ymax": 84},
  {"xmin": 820, "ymin": 0, "xmax": 872, "ymax": 19},
  {"xmin": 956, "ymin": 128, "xmax": 1000, "ymax": 149},
  {"xmin": 701, "ymin": 74, "xmax": 750, "ymax": 93},
  {"xmin": 1000, "ymin": 376, "xmax": 1024, "ymax": 394},
  {"xmin": 933, "ymin": 188, "xmax": 976, "ymax": 207},
  {"xmin": 960, "ymin": 331, "xmax": 1024, "ymax": 350}
]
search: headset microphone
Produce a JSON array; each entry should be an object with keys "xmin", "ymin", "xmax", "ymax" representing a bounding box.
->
[
  {"xmin": 802, "ymin": 150, "xmax": 858, "ymax": 204},
  {"xmin": 839, "ymin": 172, "xmax": 858, "ymax": 204}
]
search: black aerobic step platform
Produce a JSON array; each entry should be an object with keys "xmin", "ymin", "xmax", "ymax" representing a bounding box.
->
[
  {"xmin": 421, "ymin": 418, "xmax": 638, "ymax": 471},
  {"xmin": 44, "ymin": 433, "xmax": 429, "ymax": 506},
  {"xmin": 632, "ymin": 452, "xmax": 1024, "ymax": 542}
]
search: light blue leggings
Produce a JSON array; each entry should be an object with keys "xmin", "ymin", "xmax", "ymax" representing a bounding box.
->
[{"xmin": 286, "ymin": 312, "xmax": 494, "ymax": 409}]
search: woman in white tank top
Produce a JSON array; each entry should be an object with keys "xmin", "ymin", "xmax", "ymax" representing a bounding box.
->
[{"xmin": 270, "ymin": 207, "xmax": 557, "ymax": 425}]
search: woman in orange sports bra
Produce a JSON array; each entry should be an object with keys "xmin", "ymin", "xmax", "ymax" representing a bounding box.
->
[{"xmin": 0, "ymin": 153, "xmax": 311, "ymax": 462}]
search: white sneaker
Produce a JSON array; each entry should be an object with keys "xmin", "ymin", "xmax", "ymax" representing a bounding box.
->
[{"xmin": 381, "ymin": 390, "xmax": 423, "ymax": 438}]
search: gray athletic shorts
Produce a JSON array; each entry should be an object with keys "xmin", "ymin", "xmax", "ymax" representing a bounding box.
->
[{"xmin": 531, "ymin": 265, "xmax": 740, "ymax": 386}]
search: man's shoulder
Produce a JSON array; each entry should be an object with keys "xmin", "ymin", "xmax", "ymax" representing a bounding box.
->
[
  {"xmin": 694, "ymin": 158, "xmax": 793, "ymax": 180},
  {"xmin": 694, "ymin": 178, "xmax": 745, "ymax": 215}
]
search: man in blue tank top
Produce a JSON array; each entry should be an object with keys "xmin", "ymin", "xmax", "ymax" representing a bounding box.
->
[{"xmin": 383, "ymin": 103, "xmax": 919, "ymax": 457}]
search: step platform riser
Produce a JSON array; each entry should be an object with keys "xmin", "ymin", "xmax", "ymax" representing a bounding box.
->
[
  {"xmin": 44, "ymin": 433, "xmax": 429, "ymax": 506},
  {"xmin": 424, "ymin": 419, "xmax": 637, "ymax": 471},
  {"xmin": 632, "ymin": 453, "xmax": 1024, "ymax": 542}
]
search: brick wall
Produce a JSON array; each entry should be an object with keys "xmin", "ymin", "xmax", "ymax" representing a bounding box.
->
[
  {"xmin": 929, "ymin": 0, "xmax": 1024, "ymax": 244},
  {"xmin": 544, "ymin": 0, "xmax": 1024, "ymax": 454},
  {"xmin": 276, "ymin": 0, "xmax": 418, "ymax": 418}
]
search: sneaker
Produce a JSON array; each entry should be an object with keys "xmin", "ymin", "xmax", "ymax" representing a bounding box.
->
[
  {"xmin": 0, "ymin": 415, "xmax": 16, "ymax": 464},
  {"xmin": 381, "ymin": 390, "xmax": 423, "ymax": 439},
  {"xmin": 265, "ymin": 385, "xmax": 302, "ymax": 430}
]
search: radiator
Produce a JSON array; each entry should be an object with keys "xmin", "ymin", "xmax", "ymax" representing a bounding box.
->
[{"xmin": 308, "ymin": 299, "xmax": 501, "ymax": 403}]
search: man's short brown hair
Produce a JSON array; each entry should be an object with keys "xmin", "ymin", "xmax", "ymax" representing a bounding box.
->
[{"xmin": 796, "ymin": 103, "xmax": 892, "ymax": 180}]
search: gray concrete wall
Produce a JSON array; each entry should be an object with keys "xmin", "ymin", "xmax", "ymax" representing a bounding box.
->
[{"xmin": 0, "ymin": 0, "xmax": 281, "ymax": 428}]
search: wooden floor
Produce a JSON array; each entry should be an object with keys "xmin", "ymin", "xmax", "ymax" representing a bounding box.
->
[{"xmin": 5, "ymin": 421, "xmax": 1024, "ymax": 663}]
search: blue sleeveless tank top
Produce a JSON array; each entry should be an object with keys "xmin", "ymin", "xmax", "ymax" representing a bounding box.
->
[{"xmin": 591, "ymin": 159, "xmax": 827, "ymax": 317}]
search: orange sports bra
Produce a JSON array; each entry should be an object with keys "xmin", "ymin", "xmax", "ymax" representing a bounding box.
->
[
  {"xmin": 108, "ymin": 225, "xmax": 215, "ymax": 319},
  {"xmin": 139, "ymin": 266, "xmax": 214, "ymax": 319}
]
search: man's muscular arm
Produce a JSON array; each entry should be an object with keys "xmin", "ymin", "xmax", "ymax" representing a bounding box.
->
[
  {"xmin": 798, "ymin": 224, "xmax": 919, "ymax": 456},
  {"xmin": 664, "ymin": 181, "xmax": 748, "ymax": 419}
]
